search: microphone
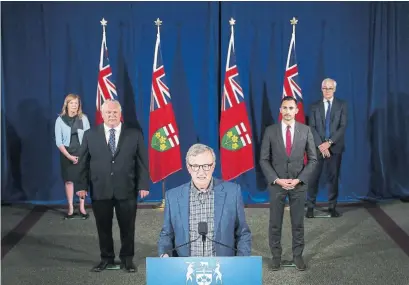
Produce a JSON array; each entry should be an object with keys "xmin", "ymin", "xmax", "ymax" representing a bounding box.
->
[
  {"xmin": 198, "ymin": 222, "xmax": 241, "ymax": 256},
  {"xmin": 198, "ymin": 222, "xmax": 208, "ymax": 256},
  {"xmin": 163, "ymin": 222, "xmax": 210, "ymax": 257},
  {"xmin": 163, "ymin": 236, "xmax": 201, "ymax": 257}
]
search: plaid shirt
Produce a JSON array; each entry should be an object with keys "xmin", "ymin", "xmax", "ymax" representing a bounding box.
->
[{"xmin": 189, "ymin": 179, "xmax": 215, "ymax": 257}]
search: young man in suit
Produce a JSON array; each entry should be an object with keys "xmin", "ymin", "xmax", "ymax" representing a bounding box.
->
[
  {"xmin": 260, "ymin": 96, "xmax": 317, "ymax": 271},
  {"xmin": 158, "ymin": 143, "xmax": 251, "ymax": 257},
  {"xmin": 76, "ymin": 99, "xmax": 149, "ymax": 273},
  {"xmin": 307, "ymin": 78, "xmax": 348, "ymax": 218}
]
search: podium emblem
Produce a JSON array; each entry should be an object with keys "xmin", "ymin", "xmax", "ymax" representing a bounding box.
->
[{"xmin": 186, "ymin": 261, "xmax": 223, "ymax": 285}]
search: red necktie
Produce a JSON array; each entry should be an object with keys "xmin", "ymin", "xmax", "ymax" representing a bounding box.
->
[{"xmin": 286, "ymin": 125, "xmax": 292, "ymax": 156}]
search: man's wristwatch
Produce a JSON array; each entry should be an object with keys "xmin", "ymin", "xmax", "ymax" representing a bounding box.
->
[{"xmin": 327, "ymin": 139, "xmax": 333, "ymax": 145}]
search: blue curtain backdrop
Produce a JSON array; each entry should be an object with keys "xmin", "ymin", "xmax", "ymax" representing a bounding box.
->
[{"xmin": 1, "ymin": 1, "xmax": 408, "ymax": 204}]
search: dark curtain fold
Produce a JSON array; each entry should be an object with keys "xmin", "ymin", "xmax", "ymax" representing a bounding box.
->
[
  {"xmin": 1, "ymin": 1, "xmax": 408, "ymax": 204},
  {"xmin": 367, "ymin": 2, "xmax": 409, "ymax": 200},
  {"xmin": 1, "ymin": 45, "xmax": 8, "ymax": 202}
]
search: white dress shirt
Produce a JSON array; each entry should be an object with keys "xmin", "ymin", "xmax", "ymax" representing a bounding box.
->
[
  {"xmin": 323, "ymin": 97, "xmax": 334, "ymax": 115},
  {"xmin": 103, "ymin": 123, "xmax": 122, "ymax": 149},
  {"xmin": 272, "ymin": 121, "xmax": 296, "ymax": 185},
  {"xmin": 281, "ymin": 120, "xmax": 295, "ymax": 147}
]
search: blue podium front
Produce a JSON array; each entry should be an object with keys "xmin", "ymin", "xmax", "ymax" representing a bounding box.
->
[{"xmin": 146, "ymin": 256, "xmax": 262, "ymax": 284}]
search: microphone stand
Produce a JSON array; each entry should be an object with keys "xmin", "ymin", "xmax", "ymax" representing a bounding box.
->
[
  {"xmin": 205, "ymin": 236, "xmax": 240, "ymax": 256},
  {"xmin": 202, "ymin": 234, "xmax": 206, "ymax": 257},
  {"xmin": 165, "ymin": 236, "xmax": 201, "ymax": 257}
]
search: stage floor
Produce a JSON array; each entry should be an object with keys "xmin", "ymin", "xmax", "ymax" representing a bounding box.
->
[{"xmin": 2, "ymin": 201, "xmax": 409, "ymax": 285}]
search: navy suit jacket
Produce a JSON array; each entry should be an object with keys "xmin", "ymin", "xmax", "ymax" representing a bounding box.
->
[{"xmin": 157, "ymin": 178, "xmax": 252, "ymax": 257}]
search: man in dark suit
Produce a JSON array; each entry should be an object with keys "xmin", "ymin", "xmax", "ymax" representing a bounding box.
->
[
  {"xmin": 306, "ymin": 78, "xmax": 347, "ymax": 218},
  {"xmin": 76, "ymin": 99, "xmax": 149, "ymax": 273},
  {"xmin": 260, "ymin": 96, "xmax": 317, "ymax": 271}
]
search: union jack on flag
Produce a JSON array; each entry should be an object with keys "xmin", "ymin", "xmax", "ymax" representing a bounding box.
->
[
  {"xmin": 280, "ymin": 21, "xmax": 305, "ymax": 124},
  {"xmin": 219, "ymin": 18, "xmax": 254, "ymax": 181},
  {"xmin": 95, "ymin": 18, "xmax": 118, "ymax": 125},
  {"xmin": 150, "ymin": 37, "xmax": 171, "ymax": 112},
  {"xmin": 222, "ymin": 36, "xmax": 244, "ymax": 112}
]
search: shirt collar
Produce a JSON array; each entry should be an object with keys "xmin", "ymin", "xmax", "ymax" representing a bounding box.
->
[
  {"xmin": 323, "ymin": 97, "xmax": 334, "ymax": 103},
  {"xmin": 191, "ymin": 178, "xmax": 214, "ymax": 194},
  {"xmin": 281, "ymin": 120, "xmax": 295, "ymax": 130},
  {"xmin": 103, "ymin": 122, "xmax": 122, "ymax": 133}
]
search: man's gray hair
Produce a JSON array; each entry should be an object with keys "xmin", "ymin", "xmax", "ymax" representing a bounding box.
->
[
  {"xmin": 101, "ymin": 99, "xmax": 122, "ymax": 112},
  {"xmin": 185, "ymin": 143, "xmax": 216, "ymax": 164},
  {"xmin": 322, "ymin": 78, "xmax": 337, "ymax": 88}
]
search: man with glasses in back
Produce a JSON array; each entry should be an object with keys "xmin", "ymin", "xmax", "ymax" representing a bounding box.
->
[
  {"xmin": 306, "ymin": 78, "xmax": 348, "ymax": 218},
  {"xmin": 158, "ymin": 143, "xmax": 251, "ymax": 257}
]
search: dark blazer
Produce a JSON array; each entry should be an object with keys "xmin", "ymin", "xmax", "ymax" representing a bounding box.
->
[
  {"xmin": 76, "ymin": 124, "xmax": 149, "ymax": 200},
  {"xmin": 158, "ymin": 179, "xmax": 251, "ymax": 257},
  {"xmin": 309, "ymin": 97, "xmax": 348, "ymax": 153},
  {"xmin": 260, "ymin": 122, "xmax": 317, "ymax": 186}
]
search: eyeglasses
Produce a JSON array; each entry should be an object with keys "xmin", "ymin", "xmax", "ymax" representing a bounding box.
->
[
  {"xmin": 322, "ymin": 87, "xmax": 334, "ymax": 91},
  {"xmin": 189, "ymin": 163, "xmax": 214, "ymax": 172}
]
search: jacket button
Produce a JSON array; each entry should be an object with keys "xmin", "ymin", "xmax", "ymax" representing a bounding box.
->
[
  {"xmin": 112, "ymin": 161, "xmax": 115, "ymax": 163},
  {"xmin": 111, "ymin": 172, "xmax": 114, "ymax": 176}
]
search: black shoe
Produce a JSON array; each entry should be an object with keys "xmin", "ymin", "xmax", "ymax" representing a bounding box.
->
[
  {"xmin": 306, "ymin": 208, "xmax": 314, "ymax": 218},
  {"xmin": 270, "ymin": 257, "xmax": 281, "ymax": 271},
  {"xmin": 92, "ymin": 260, "xmax": 115, "ymax": 272},
  {"xmin": 293, "ymin": 256, "xmax": 306, "ymax": 271},
  {"xmin": 328, "ymin": 208, "xmax": 341, "ymax": 217},
  {"xmin": 120, "ymin": 259, "xmax": 137, "ymax": 273},
  {"xmin": 79, "ymin": 212, "xmax": 89, "ymax": 220},
  {"xmin": 64, "ymin": 212, "xmax": 75, "ymax": 220}
]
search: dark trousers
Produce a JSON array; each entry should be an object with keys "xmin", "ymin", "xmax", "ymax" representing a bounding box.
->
[
  {"xmin": 307, "ymin": 152, "xmax": 343, "ymax": 208},
  {"xmin": 92, "ymin": 198, "xmax": 137, "ymax": 262},
  {"xmin": 269, "ymin": 185, "xmax": 305, "ymax": 258}
]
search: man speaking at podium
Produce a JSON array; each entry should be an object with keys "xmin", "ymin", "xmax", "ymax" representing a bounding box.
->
[{"xmin": 158, "ymin": 143, "xmax": 252, "ymax": 257}]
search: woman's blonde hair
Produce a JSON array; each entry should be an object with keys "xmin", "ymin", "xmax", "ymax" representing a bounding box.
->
[{"xmin": 60, "ymin": 93, "xmax": 83, "ymax": 118}]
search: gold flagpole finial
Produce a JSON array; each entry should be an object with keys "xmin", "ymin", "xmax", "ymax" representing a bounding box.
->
[
  {"xmin": 154, "ymin": 18, "xmax": 162, "ymax": 27},
  {"xmin": 290, "ymin": 17, "xmax": 298, "ymax": 25}
]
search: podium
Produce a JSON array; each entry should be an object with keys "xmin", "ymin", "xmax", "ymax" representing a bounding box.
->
[{"xmin": 146, "ymin": 256, "xmax": 262, "ymax": 284}]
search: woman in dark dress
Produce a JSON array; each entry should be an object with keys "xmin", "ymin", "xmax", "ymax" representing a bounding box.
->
[{"xmin": 55, "ymin": 94, "xmax": 90, "ymax": 219}]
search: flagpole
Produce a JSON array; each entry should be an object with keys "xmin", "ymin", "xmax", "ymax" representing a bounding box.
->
[
  {"xmin": 291, "ymin": 17, "xmax": 297, "ymax": 35},
  {"xmin": 285, "ymin": 17, "xmax": 298, "ymax": 212},
  {"xmin": 157, "ymin": 179, "xmax": 166, "ymax": 210},
  {"xmin": 153, "ymin": 17, "xmax": 166, "ymax": 211}
]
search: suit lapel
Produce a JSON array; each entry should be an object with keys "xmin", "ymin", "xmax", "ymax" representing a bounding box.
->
[
  {"xmin": 276, "ymin": 124, "xmax": 287, "ymax": 154},
  {"xmin": 177, "ymin": 184, "xmax": 190, "ymax": 244},
  {"xmin": 330, "ymin": 98, "xmax": 339, "ymax": 122},
  {"xmin": 319, "ymin": 101, "xmax": 326, "ymax": 127},
  {"xmin": 113, "ymin": 125, "xmax": 126, "ymax": 158},
  {"xmin": 98, "ymin": 125, "xmax": 112, "ymax": 155},
  {"xmin": 291, "ymin": 123, "xmax": 302, "ymax": 156},
  {"xmin": 213, "ymin": 180, "xmax": 226, "ymax": 236}
]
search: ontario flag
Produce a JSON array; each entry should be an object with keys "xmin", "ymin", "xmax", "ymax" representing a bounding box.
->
[
  {"xmin": 278, "ymin": 20, "xmax": 305, "ymax": 124},
  {"xmin": 280, "ymin": 19, "xmax": 307, "ymax": 164},
  {"xmin": 148, "ymin": 21, "xmax": 182, "ymax": 183},
  {"xmin": 219, "ymin": 19, "xmax": 254, "ymax": 181},
  {"xmin": 95, "ymin": 18, "xmax": 119, "ymax": 125}
]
